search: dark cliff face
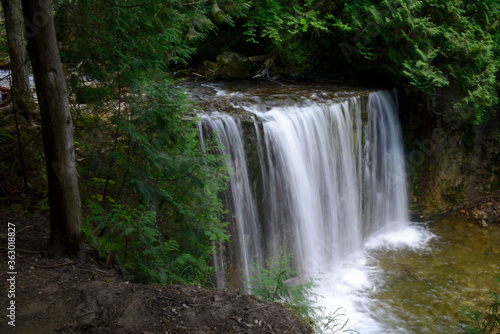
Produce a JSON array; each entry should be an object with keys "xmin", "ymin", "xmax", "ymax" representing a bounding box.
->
[{"xmin": 400, "ymin": 88, "xmax": 500, "ymax": 217}]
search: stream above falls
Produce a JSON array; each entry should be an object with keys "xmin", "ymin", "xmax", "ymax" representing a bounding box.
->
[{"xmin": 189, "ymin": 80, "xmax": 499, "ymax": 333}]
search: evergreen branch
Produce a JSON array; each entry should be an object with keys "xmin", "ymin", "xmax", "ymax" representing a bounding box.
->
[{"xmin": 102, "ymin": 0, "xmax": 152, "ymax": 8}]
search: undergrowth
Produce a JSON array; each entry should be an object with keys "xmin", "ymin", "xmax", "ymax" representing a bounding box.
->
[
  {"xmin": 461, "ymin": 277, "xmax": 500, "ymax": 334},
  {"xmin": 82, "ymin": 201, "xmax": 215, "ymax": 285},
  {"xmin": 246, "ymin": 251, "xmax": 358, "ymax": 333}
]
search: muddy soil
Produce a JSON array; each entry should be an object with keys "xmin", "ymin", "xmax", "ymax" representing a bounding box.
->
[{"xmin": 0, "ymin": 214, "xmax": 310, "ymax": 334}]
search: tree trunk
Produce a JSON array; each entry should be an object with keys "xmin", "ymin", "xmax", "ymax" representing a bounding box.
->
[
  {"xmin": 1, "ymin": 0, "xmax": 34, "ymax": 125},
  {"xmin": 22, "ymin": 0, "xmax": 83, "ymax": 257}
]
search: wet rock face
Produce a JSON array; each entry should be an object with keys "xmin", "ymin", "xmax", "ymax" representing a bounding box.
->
[
  {"xmin": 215, "ymin": 52, "xmax": 250, "ymax": 79},
  {"xmin": 415, "ymin": 116, "xmax": 500, "ymax": 217},
  {"xmin": 401, "ymin": 87, "xmax": 500, "ymax": 217}
]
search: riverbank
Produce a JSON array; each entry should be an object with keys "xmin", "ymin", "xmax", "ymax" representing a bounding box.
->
[{"xmin": 0, "ymin": 211, "xmax": 310, "ymax": 334}]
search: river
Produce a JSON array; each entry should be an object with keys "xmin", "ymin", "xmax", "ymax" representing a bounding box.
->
[{"xmin": 0, "ymin": 69, "xmax": 35, "ymax": 87}]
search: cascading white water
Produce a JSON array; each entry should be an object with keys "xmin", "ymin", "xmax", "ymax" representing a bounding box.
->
[
  {"xmin": 198, "ymin": 113, "xmax": 263, "ymax": 288},
  {"xmin": 196, "ymin": 84, "xmax": 497, "ymax": 333},
  {"xmin": 257, "ymin": 99, "xmax": 365, "ymax": 276},
  {"xmin": 199, "ymin": 87, "xmax": 410, "ymax": 287},
  {"xmin": 247, "ymin": 90, "xmax": 409, "ymax": 279},
  {"xmin": 363, "ymin": 91, "xmax": 409, "ymax": 235}
]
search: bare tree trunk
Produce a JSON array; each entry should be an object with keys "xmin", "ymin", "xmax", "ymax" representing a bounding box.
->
[
  {"xmin": 22, "ymin": 0, "xmax": 83, "ymax": 257},
  {"xmin": 1, "ymin": 0, "xmax": 34, "ymax": 125}
]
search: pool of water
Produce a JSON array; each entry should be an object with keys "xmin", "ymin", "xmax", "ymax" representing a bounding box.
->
[{"xmin": 316, "ymin": 216, "xmax": 500, "ymax": 333}]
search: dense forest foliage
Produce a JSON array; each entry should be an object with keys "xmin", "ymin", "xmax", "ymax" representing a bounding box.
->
[
  {"xmin": 0, "ymin": 0, "xmax": 498, "ymax": 287},
  {"xmin": 196, "ymin": 0, "xmax": 499, "ymax": 123}
]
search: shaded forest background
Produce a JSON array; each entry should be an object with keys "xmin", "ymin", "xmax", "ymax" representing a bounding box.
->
[{"xmin": 0, "ymin": 0, "xmax": 499, "ymax": 287}]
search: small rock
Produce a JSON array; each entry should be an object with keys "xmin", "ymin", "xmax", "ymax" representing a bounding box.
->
[{"xmin": 480, "ymin": 219, "xmax": 489, "ymax": 228}]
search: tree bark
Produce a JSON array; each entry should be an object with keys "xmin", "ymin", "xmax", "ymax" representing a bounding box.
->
[
  {"xmin": 1, "ymin": 0, "xmax": 34, "ymax": 125},
  {"xmin": 22, "ymin": 0, "xmax": 83, "ymax": 257}
]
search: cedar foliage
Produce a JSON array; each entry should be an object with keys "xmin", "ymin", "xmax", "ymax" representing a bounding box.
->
[
  {"xmin": 344, "ymin": 0, "xmax": 499, "ymax": 123},
  {"xmin": 199, "ymin": 0, "xmax": 499, "ymax": 122},
  {"xmin": 241, "ymin": 0, "xmax": 348, "ymax": 75},
  {"xmin": 54, "ymin": 0, "xmax": 232, "ymax": 285}
]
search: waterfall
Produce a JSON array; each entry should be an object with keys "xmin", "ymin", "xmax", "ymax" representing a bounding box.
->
[
  {"xmin": 199, "ymin": 88, "xmax": 408, "ymax": 286},
  {"xmin": 199, "ymin": 113, "xmax": 264, "ymax": 288}
]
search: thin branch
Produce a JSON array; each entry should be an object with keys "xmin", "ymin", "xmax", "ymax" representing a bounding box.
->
[
  {"xmin": 71, "ymin": 268, "xmax": 114, "ymax": 276},
  {"xmin": 16, "ymin": 225, "xmax": 34, "ymax": 234},
  {"xmin": 31, "ymin": 260, "xmax": 74, "ymax": 268},
  {"xmin": 183, "ymin": 0, "xmax": 210, "ymax": 5},
  {"xmin": 102, "ymin": 0, "xmax": 152, "ymax": 8},
  {"xmin": 0, "ymin": 247, "xmax": 39, "ymax": 254}
]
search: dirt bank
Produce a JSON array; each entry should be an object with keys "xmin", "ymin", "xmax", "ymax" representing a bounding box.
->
[{"xmin": 0, "ymin": 214, "xmax": 310, "ymax": 334}]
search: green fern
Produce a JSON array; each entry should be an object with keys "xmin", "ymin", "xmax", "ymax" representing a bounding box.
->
[{"xmin": 246, "ymin": 252, "xmax": 358, "ymax": 333}]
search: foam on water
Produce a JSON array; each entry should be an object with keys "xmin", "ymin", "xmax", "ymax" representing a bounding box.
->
[
  {"xmin": 315, "ymin": 223, "xmax": 435, "ymax": 333},
  {"xmin": 365, "ymin": 222, "xmax": 435, "ymax": 250}
]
